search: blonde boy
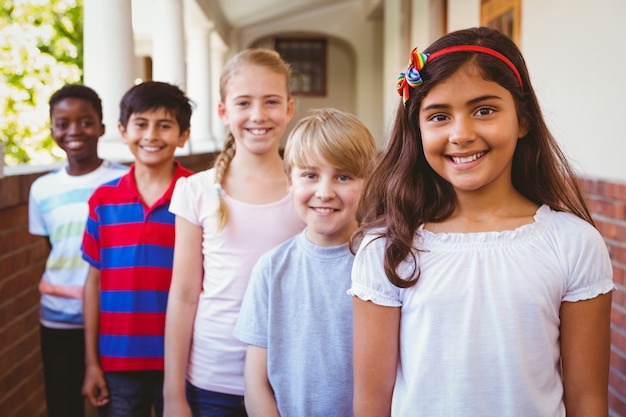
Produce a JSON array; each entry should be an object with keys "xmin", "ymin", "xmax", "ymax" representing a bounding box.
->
[{"xmin": 234, "ymin": 108, "xmax": 377, "ymax": 416}]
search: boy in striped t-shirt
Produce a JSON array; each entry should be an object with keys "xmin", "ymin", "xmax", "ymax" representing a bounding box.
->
[
  {"xmin": 29, "ymin": 84, "xmax": 128, "ymax": 417},
  {"xmin": 81, "ymin": 81, "xmax": 193, "ymax": 417}
]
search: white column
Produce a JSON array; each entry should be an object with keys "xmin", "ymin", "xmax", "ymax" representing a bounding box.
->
[
  {"xmin": 210, "ymin": 33, "xmax": 228, "ymax": 148},
  {"xmin": 83, "ymin": 0, "xmax": 135, "ymax": 162},
  {"xmin": 152, "ymin": 0, "xmax": 186, "ymax": 88},
  {"xmin": 186, "ymin": 25, "xmax": 216, "ymax": 153}
]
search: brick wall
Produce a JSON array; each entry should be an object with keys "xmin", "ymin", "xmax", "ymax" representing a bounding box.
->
[
  {"xmin": 0, "ymin": 170, "xmax": 48, "ymax": 417},
  {"xmin": 581, "ymin": 178, "xmax": 626, "ymax": 417},
  {"xmin": 0, "ymin": 153, "xmax": 215, "ymax": 417},
  {"xmin": 0, "ymin": 159, "xmax": 624, "ymax": 416}
]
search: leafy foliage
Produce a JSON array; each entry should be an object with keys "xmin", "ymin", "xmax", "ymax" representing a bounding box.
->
[{"xmin": 0, "ymin": 0, "xmax": 83, "ymax": 165}]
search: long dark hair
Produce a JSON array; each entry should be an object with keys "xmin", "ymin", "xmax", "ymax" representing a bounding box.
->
[{"xmin": 353, "ymin": 27, "xmax": 593, "ymax": 288}]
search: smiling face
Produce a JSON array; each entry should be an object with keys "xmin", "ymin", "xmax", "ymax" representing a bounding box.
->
[
  {"xmin": 418, "ymin": 63, "xmax": 527, "ymax": 198},
  {"xmin": 119, "ymin": 107, "xmax": 189, "ymax": 168},
  {"xmin": 50, "ymin": 97, "xmax": 105, "ymax": 173},
  {"xmin": 218, "ymin": 64, "xmax": 294, "ymax": 156},
  {"xmin": 290, "ymin": 155, "xmax": 364, "ymax": 247}
]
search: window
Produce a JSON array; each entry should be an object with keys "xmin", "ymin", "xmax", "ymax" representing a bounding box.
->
[
  {"xmin": 481, "ymin": 0, "xmax": 521, "ymax": 45},
  {"xmin": 275, "ymin": 38, "xmax": 327, "ymax": 96}
]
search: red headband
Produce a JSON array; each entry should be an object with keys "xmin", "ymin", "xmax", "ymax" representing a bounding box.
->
[
  {"xmin": 428, "ymin": 45, "xmax": 523, "ymax": 89},
  {"xmin": 397, "ymin": 44, "xmax": 524, "ymax": 106}
]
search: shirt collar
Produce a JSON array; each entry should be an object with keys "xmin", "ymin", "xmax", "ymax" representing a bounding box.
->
[{"xmin": 116, "ymin": 160, "xmax": 188, "ymax": 205}]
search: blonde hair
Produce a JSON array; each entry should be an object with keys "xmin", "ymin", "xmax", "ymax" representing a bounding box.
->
[
  {"xmin": 213, "ymin": 48, "xmax": 292, "ymax": 230},
  {"xmin": 283, "ymin": 108, "xmax": 377, "ymax": 180}
]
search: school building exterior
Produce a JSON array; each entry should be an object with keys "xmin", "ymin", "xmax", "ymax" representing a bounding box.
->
[{"xmin": 1, "ymin": 0, "xmax": 625, "ymax": 415}]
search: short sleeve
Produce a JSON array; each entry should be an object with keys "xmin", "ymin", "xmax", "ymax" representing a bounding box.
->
[
  {"xmin": 169, "ymin": 176, "xmax": 200, "ymax": 225},
  {"xmin": 81, "ymin": 189, "xmax": 103, "ymax": 268},
  {"xmin": 28, "ymin": 183, "xmax": 47, "ymax": 236},
  {"xmin": 348, "ymin": 234, "xmax": 403, "ymax": 307},
  {"xmin": 169, "ymin": 170, "xmax": 219, "ymax": 227},
  {"xmin": 556, "ymin": 215, "xmax": 615, "ymax": 302},
  {"xmin": 233, "ymin": 255, "xmax": 271, "ymax": 347}
]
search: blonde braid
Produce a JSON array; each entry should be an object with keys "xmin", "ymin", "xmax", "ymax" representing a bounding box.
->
[
  {"xmin": 212, "ymin": 48, "xmax": 292, "ymax": 231},
  {"xmin": 213, "ymin": 133, "xmax": 236, "ymax": 230}
]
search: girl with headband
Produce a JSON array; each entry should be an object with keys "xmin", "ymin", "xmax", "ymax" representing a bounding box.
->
[{"xmin": 349, "ymin": 26, "xmax": 613, "ymax": 416}]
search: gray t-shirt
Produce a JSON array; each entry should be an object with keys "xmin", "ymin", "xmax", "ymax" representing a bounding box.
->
[{"xmin": 234, "ymin": 229, "xmax": 354, "ymax": 417}]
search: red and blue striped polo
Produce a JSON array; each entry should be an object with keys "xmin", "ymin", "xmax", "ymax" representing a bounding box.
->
[{"xmin": 82, "ymin": 161, "xmax": 192, "ymax": 372}]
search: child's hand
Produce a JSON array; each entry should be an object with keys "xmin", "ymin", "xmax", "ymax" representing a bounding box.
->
[
  {"xmin": 163, "ymin": 399, "xmax": 193, "ymax": 417},
  {"xmin": 82, "ymin": 364, "xmax": 110, "ymax": 407}
]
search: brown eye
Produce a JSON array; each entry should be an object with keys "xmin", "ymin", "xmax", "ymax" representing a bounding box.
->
[
  {"xmin": 428, "ymin": 114, "xmax": 448, "ymax": 122},
  {"xmin": 476, "ymin": 107, "xmax": 495, "ymax": 117}
]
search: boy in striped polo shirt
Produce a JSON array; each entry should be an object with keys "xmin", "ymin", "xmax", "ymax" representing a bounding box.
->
[
  {"xmin": 81, "ymin": 81, "xmax": 193, "ymax": 417},
  {"xmin": 29, "ymin": 84, "xmax": 128, "ymax": 417}
]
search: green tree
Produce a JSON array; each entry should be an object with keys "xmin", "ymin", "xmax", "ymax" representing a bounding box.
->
[{"xmin": 0, "ymin": 0, "xmax": 83, "ymax": 166}]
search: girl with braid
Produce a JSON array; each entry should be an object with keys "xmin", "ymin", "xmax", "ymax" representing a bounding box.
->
[
  {"xmin": 350, "ymin": 27, "xmax": 613, "ymax": 416},
  {"xmin": 163, "ymin": 49, "xmax": 304, "ymax": 417}
]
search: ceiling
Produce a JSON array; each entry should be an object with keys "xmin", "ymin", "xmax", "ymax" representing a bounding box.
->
[
  {"xmin": 188, "ymin": 0, "xmax": 384, "ymax": 46},
  {"xmin": 135, "ymin": 0, "xmax": 361, "ymax": 49},
  {"xmin": 207, "ymin": 0, "xmax": 356, "ymax": 34}
]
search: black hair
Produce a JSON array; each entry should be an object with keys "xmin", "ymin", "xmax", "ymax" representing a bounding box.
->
[
  {"xmin": 118, "ymin": 81, "xmax": 194, "ymax": 133},
  {"xmin": 355, "ymin": 27, "xmax": 593, "ymax": 288},
  {"xmin": 49, "ymin": 84, "xmax": 103, "ymax": 121}
]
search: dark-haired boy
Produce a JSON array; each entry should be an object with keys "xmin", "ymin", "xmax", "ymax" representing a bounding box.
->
[
  {"xmin": 28, "ymin": 84, "xmax": 128, "ymax": 417},
  {"xmin": 81, "ymin": 81, "xmax": 193, "ymax": 417}
]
